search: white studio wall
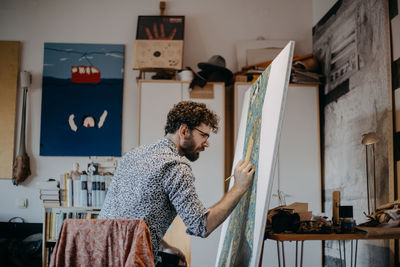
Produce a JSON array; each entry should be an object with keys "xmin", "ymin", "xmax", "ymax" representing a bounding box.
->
[
  {"xmin": 0, "ymin": 0, "xmax": 313, "ymax": 224},
  {"xmin": 0, "ymin": 1, "xmax": 317, "ymax": 266},
  {"xmin": 312, "ymin": 0, "xmax": 338, "ymax": 26}
]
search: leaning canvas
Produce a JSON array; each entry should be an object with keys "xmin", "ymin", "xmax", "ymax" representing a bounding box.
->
[{"xmin": 215, "ymin": 41, "xmax": 294, "ymax": 267}]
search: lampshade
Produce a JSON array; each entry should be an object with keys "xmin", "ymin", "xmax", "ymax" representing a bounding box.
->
[
  {"xmin": 362, "ymin": 131, "xmax": 379, "ymax": 215},
  {"xmin": 361, "ymin": 132, "xmax": 379, "ymax": 146}
]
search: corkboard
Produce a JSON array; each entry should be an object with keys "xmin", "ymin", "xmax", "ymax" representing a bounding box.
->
[{"xmin": 0, "ymin": 41, "xmax": 20, "ymax": 179}]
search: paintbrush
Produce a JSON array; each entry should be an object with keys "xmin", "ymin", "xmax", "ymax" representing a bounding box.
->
[{"xmin": 225, "ymin": 175, "xmax": 234, "ymax": 182}]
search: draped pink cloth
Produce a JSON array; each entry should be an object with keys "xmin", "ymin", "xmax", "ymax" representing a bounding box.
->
[{"xmin": 49, "ymin": 219, "xmax": 155, "ymax": 267}]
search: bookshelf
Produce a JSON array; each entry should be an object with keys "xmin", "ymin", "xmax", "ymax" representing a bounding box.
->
[
  {"xmin": 42, "ymin": 205, "xmax": 101, "ymax": 267},
  {"xmin": 38, "ymin": 159, "xmax": 115, "ymax": 265}
]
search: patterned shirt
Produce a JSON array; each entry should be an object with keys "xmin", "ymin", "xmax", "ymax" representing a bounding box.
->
[{"xmin": 99, "ymin": 137, "xmax": 209, "ymax": 262}]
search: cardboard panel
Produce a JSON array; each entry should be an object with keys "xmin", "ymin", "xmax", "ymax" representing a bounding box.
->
[
  {"xmin": 132, "ymin": 40, "xmax": 183, "ymax": 70},
  {"xmin": 0, "ymin": 41, "xmax": 20, "ymax": 179}
]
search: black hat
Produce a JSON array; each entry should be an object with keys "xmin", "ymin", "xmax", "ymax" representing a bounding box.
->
[{"xmin": 197, "ymin": 55, "xmax": 233, "ymax": 84}]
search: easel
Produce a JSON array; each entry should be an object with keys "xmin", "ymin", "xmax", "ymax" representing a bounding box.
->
[
  {"xmin": 259, "ymin": 241, "xmax": 266, "ymax": 267},
  {"xmin": 135, "ymin": 1, "xmax": 178, "ymax": 81}
]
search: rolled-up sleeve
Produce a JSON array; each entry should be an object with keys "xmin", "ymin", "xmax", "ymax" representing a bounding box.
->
[{"xmin": 162, "ymin": 163, "xmax": 208, "ymax": 237}]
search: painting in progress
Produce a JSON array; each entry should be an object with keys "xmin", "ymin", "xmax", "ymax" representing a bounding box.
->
[
  {"xmin": 216, "ymin": 41, "xmax": 294, "ymax": 267},
  {"xmin": 40, "ymin": 43, "xmax": 124, "ymax": 156}
]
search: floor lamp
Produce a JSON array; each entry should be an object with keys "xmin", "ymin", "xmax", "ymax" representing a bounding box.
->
[{"xmin": 361, "ymin": 132, "xmax": 379, "ymax": 215}]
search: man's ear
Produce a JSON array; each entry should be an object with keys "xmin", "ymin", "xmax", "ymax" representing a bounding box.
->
[{"xmin": 178, "ymin": 124, "xmax": 190, "ymax": 138}]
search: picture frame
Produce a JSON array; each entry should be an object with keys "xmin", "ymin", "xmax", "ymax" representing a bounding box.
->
[
  {"xmin": 132, "ymin": 16, "xmax": 185, "ymax": 70},
  {"xmin": 136, "ymin": 16, "xmax": 185, "ymax": 41}
]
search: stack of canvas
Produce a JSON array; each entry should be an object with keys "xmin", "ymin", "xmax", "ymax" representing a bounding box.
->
[{"xmin": 290, "ymin": 67, "xmax": 323, "ymax": 84}]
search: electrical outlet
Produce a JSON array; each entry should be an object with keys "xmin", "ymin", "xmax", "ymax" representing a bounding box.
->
[{"xmin": 16, "ymin": 198, "xmax": 28, "ymax": 208}]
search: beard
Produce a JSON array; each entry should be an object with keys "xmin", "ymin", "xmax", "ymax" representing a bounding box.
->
[{"xmin": 181, "ymin": 136, "xmax": 200, "ymax": 162}]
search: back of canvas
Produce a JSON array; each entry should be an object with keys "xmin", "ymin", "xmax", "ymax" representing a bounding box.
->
[{"xmin": 215, "ymin": 41, "xmax": 294, "ymax": 267}]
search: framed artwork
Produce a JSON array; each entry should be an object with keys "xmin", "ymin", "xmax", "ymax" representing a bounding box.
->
[
  {"xmin": 313, "ymin": 0, "xmax": 393, "ymax": 265},
  {"xmin": 216, "ymin": 41, "xmax": 294, "ymax": 267},
  {"xmin": 136, "ymin": 16, "xmax": 185, "ymax": 40},
  {"xmin": 132, "ymin": 16, "xmax": 185, "ymax": 70},
  {"xmin": 40, "ymin": 43, "xmax": 124, "ymax": 156}
]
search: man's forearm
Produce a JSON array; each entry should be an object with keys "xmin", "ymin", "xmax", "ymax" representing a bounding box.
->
[
  {"xmin": 204, "ymin": 160, "xmax": 255, "ymax": 237},
  {"xmin": 205, "ymin": 185, "xmax": 246, "ymax": 236}
]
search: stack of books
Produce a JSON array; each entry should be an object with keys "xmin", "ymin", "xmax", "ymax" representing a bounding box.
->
[
  {"xmin": 37, "ymin": 180, "xmax": 60, "ymax": 207},
  {"xmin": 60, "ymin": 174, "xmax": 112, "ymax": 208}
]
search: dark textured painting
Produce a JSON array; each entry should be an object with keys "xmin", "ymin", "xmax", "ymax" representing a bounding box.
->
[
  {"xmin": 313, "ymin": 1, "xmax": 392, "ymax": 266},
  {"xmin": 40, "ymin": 43, "xmax": 124, "ymax": 156}
]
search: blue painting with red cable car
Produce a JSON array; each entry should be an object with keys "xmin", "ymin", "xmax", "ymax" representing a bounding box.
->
[{"xmin": 40, "ymin": 43, "xmax": 124, "ymax": 156}]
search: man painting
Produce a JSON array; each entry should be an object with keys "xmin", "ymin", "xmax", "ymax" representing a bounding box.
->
[{"xmin": 100, "ymin": 101, "xmax": 254, "ymax": 266}]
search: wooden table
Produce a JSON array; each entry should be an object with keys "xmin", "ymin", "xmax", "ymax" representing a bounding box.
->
[{"xmin": 266, "ymin": 228, "xmax": 400, "ymax": 267}]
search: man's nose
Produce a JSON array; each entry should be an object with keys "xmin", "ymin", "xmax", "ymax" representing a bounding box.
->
[{"xmin": 203, "ymin": 140, "xmax": 210, "ymax": 147}]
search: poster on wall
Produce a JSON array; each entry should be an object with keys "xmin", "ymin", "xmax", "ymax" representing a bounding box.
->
[
  {"xmin": 40, "ymin": 43, "xmax": 124, "ymax": 156},
  {"xmin": 132, "ymin": 16, "xmax": 184, "ymax": 70},
  {"xmin": 215, "ymin": 41, "xmax": 294, "ymax": 267},
  {"xmin": 313, "ymin": 0, "xmax": 392, "ymax": 265}
]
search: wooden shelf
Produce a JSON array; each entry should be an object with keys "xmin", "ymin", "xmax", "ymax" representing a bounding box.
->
[
  {"xmin": 42, "ymin": 205, "xmax": 102, "ymax": 267},
  {"xmin": 267, "ymin": 227, "xmax": 400, "ymax": 241},
  {"xmin": 44, "ymin": 205, "xmax": 102, "ymax": 211},
  {"xmin": 267, "ymin": 232, "xmax": 366, "ymax": 241}
]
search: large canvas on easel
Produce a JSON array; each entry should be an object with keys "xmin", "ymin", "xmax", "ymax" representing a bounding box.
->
[{"xmin": 216, "ymin": 41, "xmax": 294, "ymax": 267}]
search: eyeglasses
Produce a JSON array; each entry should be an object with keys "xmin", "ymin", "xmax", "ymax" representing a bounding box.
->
[{"xmin": 193, "ymin": 127, "xmax": 210, "ymax": 140}]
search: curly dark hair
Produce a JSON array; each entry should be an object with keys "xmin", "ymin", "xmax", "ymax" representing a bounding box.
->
[{"xmin": 164, "ymin": 101, "xmax": 219, "ymax": 135}]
